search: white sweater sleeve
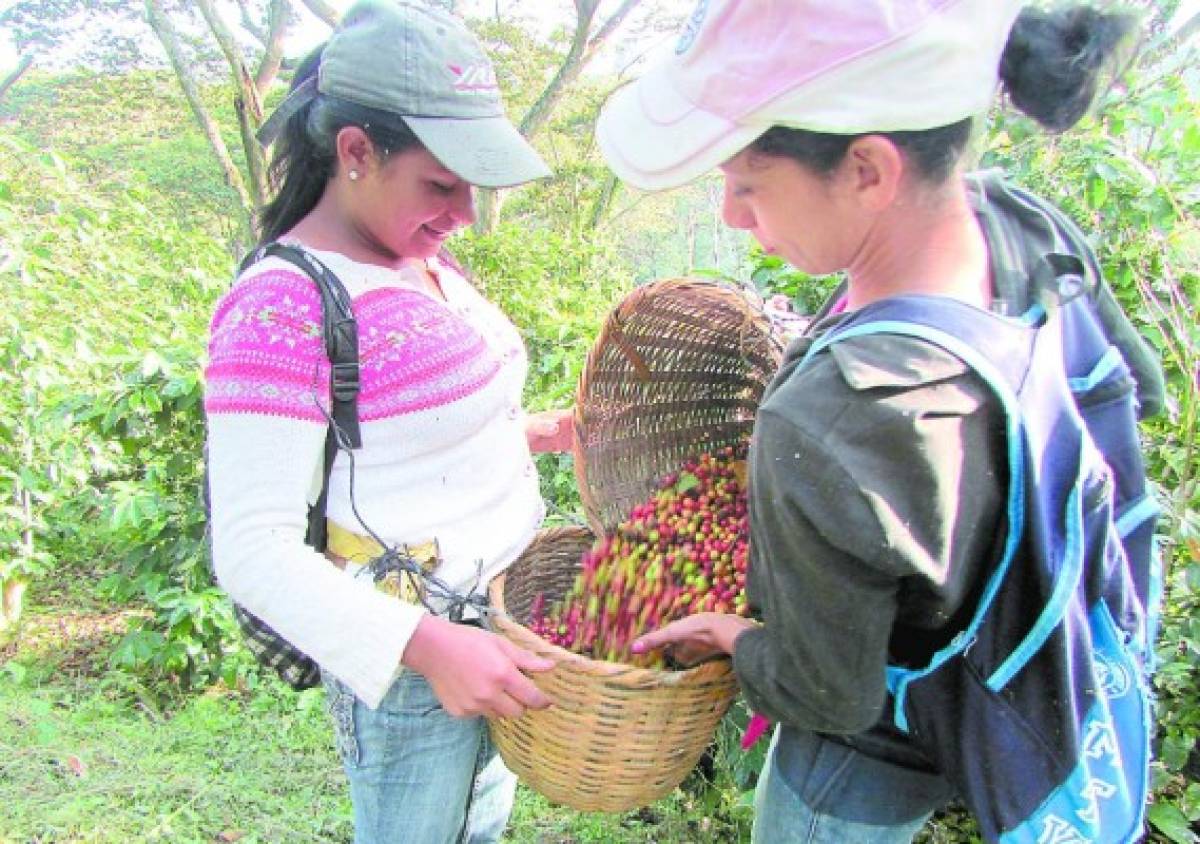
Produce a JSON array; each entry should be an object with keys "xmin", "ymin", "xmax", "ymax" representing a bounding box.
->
[
  {"xmin": 207, "ymin": 414, "xmax": 424, "ymax": 708},
  {"xmin": 204, "ymin": 266, "xmax": 423, "ymax": 709}
]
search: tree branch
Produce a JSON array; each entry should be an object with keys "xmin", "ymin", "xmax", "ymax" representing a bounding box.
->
[
  {"xmin": 584, "ymin": 0, "xmax": 640, "ymax": 62},
  {"xmin": 235, "ymin": 0, "xmax": 267, "ymax": 43},
  {"xmin": 473, "ymin": 0, "xmax": 642, "ymax": 234},
  {"xmin": 144, "ymin": 0, "xmax": 255, "ymax": 231},
  {"xmin": 253, "ymin": 0, "xmax": 292, "ymax": 93},
  {"xmin": 194, "ymin": 0, "xmax": 263, "ymax": 123},
  {"xmin": 193, "ymin": 0, "xmax": 269, "ymax": 205},
  {"xmin": 235, "ymin": 95, "xmax": 269, "ymax": 209},
  {"xmin": 518, "ymin": 0, "xmax": 603, "ymax": 139},
  {"xmin": 587, "ymin": 170, "xmax": 621, "ymax": 230},
  {"xmin": 296, "ymin": 0, "xmax": 339, "ymax": 28},
  {"xmin": 0, "ymin": 54, "xmax": 34, "ymax": 103}
]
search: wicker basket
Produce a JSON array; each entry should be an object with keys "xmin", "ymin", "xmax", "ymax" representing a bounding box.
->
[
  {"xmin": 573, "ymin": 277, "xmax": 783, "ymax": 534},
  {"xmin": 487, "ymin": 278, "xmax": 783, "ymax": 812},
  {"xmin": 488, "ymin": 527, "xmax": 739, "ymax": 812}
]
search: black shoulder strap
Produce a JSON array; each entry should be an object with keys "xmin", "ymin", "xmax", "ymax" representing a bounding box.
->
[{"xmin": 238, "ymin": 242, "xmax": 361, "ymax": 551}]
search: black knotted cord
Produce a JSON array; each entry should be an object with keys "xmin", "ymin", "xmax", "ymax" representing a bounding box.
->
[{"xmin": 312, "ymin": 391, "xmax": 495, "ymax": 624}]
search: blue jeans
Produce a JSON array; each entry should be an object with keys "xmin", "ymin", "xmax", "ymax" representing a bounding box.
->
[
  {"xmin": 752, "ymin": 728, "xmax": 952, "ymax": 844},
  {"xmin": 323, "ymin": 670, "xmax": 516, "ymax": 844}
]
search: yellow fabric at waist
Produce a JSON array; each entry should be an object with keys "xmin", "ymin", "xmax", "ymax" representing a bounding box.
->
[{"xmin": 325, "ymin": 520, "xmax": 440, "ymax": 605}]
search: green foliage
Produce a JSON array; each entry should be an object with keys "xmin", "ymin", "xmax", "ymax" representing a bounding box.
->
[
  {"xmin": 454, "ymin": 221, "xmax": 633, "ymax": 404},
  {"xmin": 472, "ymin": 17, "xmax": 563, "ymax": 121},
  {"xmin": 69, "ymin": 344, "xmax": 236, "ymax": 685},
  {"xmin": 3, "ymin": 71, "xmax": 252, "ymax": 245},
  {"xmin": 0, "ymin": 319, "xmax": 52, "ymax": 591},
  {"xmin": 708, "ymin": 701, "xmax": 768, "ymax": 797},
  {"xmin": 0, "ymin": 125, "xmax": 240, "ymax": 686},
  {"xmin": 452, "ymin": 222, "xmax": 635, "ymax": 517},
  {"xmin": 1, "ymin": 0, "xmax": 152, "ymax": 71},
  {"xmin": 747, "ymin": 248, "xmax": 841, "ymax": 316}
]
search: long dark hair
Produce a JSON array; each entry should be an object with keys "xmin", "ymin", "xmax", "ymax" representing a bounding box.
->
[
  {"xmin": 751, "ymin": 4, "xmax": 1138, "ymax": 183},
  {"xmin": 256, "ymin": 44, "xmax": 423, "ymax": 244}
]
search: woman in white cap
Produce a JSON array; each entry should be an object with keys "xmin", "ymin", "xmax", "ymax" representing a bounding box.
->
[
  {"xmin": 204, "ymin": 1, "xmax": 570, "ymax": 841},
  {"xmin": 610, "ymin": 2, "xmax": 1163, "ymax": 842}
]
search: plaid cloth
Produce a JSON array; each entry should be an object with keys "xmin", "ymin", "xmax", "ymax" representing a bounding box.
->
[{"xmin": 231, "ymin": 604, "xmax": 321, "ymax": 689}]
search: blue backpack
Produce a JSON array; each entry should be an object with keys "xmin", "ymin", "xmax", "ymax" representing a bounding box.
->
[{"xmin": 805, "ymin": 283, "xmax": 1161, "ymax": 842}]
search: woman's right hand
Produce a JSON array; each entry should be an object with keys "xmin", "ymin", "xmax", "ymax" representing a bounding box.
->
[
  {"xmin": 525, "ymin": 407, "xmax": 574, "ymax": 454},
  {"xmin": 402, "ymin": 615, "xmax": 555, "ymax": 719}
]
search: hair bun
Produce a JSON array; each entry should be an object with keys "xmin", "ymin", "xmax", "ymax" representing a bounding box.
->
[{"xmin": 999, "ymin": 5, "xmax": 1137, "ymax": 132}]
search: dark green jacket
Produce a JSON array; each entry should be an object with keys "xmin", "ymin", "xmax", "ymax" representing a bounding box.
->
[{"xmin": 734, "ymin": 319, "xmax": 1006, "ymax": 751}]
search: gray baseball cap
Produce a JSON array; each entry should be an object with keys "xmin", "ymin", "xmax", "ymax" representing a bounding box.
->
[{"xmin": 260, "ymin": 0, "xmax": 550, "ymax": 188}]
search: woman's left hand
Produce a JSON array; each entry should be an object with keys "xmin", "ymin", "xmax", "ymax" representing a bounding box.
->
[
  {"xmin": 631, "ymin": 612, "xmax": 758, "ymax": 666},
  {"xmin": 525, "ymin": 408, "xmax": 574, "ymax": 454}
]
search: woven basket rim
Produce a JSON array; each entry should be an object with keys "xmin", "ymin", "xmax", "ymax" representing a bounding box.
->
[{"xmin": 487, "ymin": 568, "xmax": 733, "ymax": 686}]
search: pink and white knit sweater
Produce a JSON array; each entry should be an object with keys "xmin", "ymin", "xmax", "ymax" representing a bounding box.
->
[{"xmin": 205, "ymin": 248, "xmax": 543, "ymax": 708}]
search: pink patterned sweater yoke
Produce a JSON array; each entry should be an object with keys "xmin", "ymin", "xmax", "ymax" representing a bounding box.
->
[{"xmin": 205, "ymin": 269, "xmax": 504, "ymax": 422}]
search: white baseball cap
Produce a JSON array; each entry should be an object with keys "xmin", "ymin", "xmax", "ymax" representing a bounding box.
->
[{"xmin": 597, "ymin": 0, "xmax": 1025, "ymax": 191}]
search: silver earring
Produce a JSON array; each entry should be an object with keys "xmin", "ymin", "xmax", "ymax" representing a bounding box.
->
[{"xmin": 348, "ymin": 169, "xmax": 360, "ymax": 181}]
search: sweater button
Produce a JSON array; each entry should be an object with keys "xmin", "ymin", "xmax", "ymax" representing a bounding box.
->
[{"xmin": 507, "ymin": 406, "xmax": 519, "ymax": 421}]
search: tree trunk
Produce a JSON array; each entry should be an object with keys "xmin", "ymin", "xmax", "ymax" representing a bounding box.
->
[
  {"xmin": 254, "ymin": 0, "xmax": 292, "ymax": 94},
  {"xmin": 195, "ymin": 0, "xmax": 263, "ymax": 123},
  {"xmin": 473, "ymin": 189, "xmax": 501, "ymax": 236},
  {"xmin": 2, "ymin": 430, "xmax": 35, "ymax": 634},
  {"xmin": 296, "ymin": 0, "xmax": 339, "ymax": 27},
  {"xmin": 0, "ymin": 576, "xmax": 28, "ymax": 633},
  {"xmin": 518, "ymin": 0, "xmax": 597, "ymax": 140},
  {"xmin": 587, "ymin": 172, "xmax": 621, "ymax": 230},
  {"xmin": 686, "ymin": 211, "xmax": 698, "ymax": 270},
  {"xmin": 0, "ymin": 54, "xmax": 33, "ymax": 103},
  {"xmin": 194, "ymin": 0, "xmax": 271, "ymax": 207},
  {"xmin": 236, "ymin": 96, "xmax": 268, "ymax": 211},
  {"xmin": 706, "ymin": 181, "xmax": 726, "ymax": 268},
  {"xmin": 464, "ymin": 0, "xmax": 641, "ymax": 234},
  {"xmin": 581, "ymin": 0, "xmax": 642, "ymax": 65},
  {"xmin": 146, "ymin": 0, "xmax": 254, "ymax": 233}
]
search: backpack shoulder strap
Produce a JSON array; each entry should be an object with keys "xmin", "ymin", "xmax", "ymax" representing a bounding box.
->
[
  {"xmin": 238, "ymin": 242, "xmax": 362, "ymax": 551},
  {"xmin": 970, "ymin": 170, "xmax": 1165, "ymax": 419},
  {"xmin": 801, "ymin": 294, "xmax": 1035, "ymax": 393}
]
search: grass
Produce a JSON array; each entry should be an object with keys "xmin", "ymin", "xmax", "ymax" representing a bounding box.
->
[
  {"xmin": 0, "ymin": 665, "xmax": 753, "ymax": 843},
  {"xmin": 0, "ymin": 581, "xmax": 757, "ymax": 843},
  {"xmin": 0, "ymin": 580, "xmax": 975, "ymax": 843},
  {"xmin": 0, "ymin": 676, "xmax": 352, "ymax": 843}
]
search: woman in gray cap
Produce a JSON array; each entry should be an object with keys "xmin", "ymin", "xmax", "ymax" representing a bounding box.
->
[
  {"xmin": 610, "ymin": 1, "xmax": 1164, "ymax": 842},
  {"xmin": 204, "ymin": 2, "xmax": 568, "ymax": 841}
]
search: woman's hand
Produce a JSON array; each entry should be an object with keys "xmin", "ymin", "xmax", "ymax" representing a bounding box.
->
[
  {"xmin": 403, "ymin": 615, "xmax": 555, "ymax": 719},
  {"xmin": 525, "ymin": 408, "xmax": 574, "ymax": 454},
  {"xmin": 631, "ymin": 612, "xmax": 757, "ymax": 667}
]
